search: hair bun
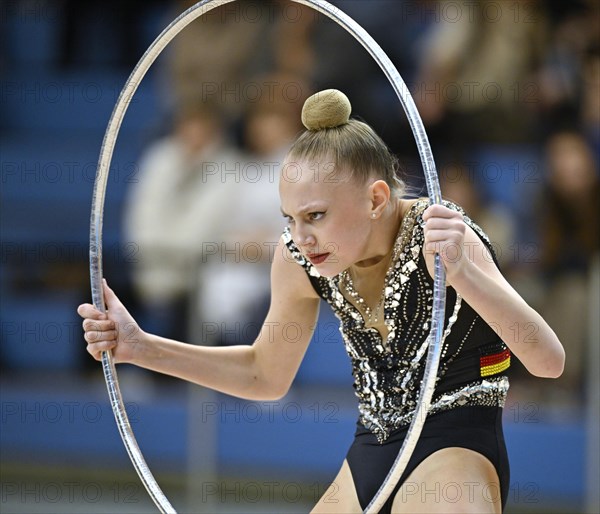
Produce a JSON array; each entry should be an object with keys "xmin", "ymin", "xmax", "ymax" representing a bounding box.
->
[{"xmin": 301, "ymin": 89, "xmax": 351, "ymax": 130}]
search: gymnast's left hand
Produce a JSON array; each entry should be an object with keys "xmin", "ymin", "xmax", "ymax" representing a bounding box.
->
[{"xmin": 422, "ymin": 204, "xmax": 468, "ymax": 282}]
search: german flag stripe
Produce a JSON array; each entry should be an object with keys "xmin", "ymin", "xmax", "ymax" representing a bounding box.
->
[
  {"xmin": 480, "ymin": 349, "xmax": 511, "ymax": 367},
  {"xmin": 480, "ymin": 354, "xmax": 511, "ymax": 377}
]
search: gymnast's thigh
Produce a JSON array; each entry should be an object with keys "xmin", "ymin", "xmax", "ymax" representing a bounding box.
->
[
  {"xmin": 311, "ymin": 459, "xmax": 362, "ymax": 514},
  {"xmin": 391, "ymin": 447, "xmax": 502, "ymax": 514}
]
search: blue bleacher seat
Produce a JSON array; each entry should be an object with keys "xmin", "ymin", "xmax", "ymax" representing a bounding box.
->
[{"xmin": 1, "ymin": 291, "xmax": 83, "ymax": 370}]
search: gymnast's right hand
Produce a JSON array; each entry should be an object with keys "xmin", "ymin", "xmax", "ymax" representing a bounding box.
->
[{"xmin": 77, "ymin": 279, "xmax": 142, "ymax": 363}]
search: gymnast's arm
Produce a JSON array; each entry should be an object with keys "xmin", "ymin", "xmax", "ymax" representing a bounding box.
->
[
  {"xmin": 77, "ymin": 237, "xmax": 321, "ymax": 401},
  {"xmin": 422, "ymin": 204, "xmax": 565, "ymax": 379}
]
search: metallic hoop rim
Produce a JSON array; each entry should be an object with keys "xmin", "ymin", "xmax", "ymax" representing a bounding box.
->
[{"xmin": 89, "ymin": 1, "xmax": 446, "ymax": 512}]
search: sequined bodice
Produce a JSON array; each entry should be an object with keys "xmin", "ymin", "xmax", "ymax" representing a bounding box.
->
[{"xmin": 283, "ymin": 199, "xmax": 510, "ymax": 443}]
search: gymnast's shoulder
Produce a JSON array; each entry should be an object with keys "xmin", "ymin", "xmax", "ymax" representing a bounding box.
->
[{"xmin": 270, "ymin": 235, "xmax": 320, "ymax": 301}]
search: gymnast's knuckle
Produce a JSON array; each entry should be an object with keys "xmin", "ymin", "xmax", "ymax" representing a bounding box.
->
[
  {"xmin": 83, "ymin": 320, "xmax": 96, "ymax": 331},
  {"xmin": 91, "ymin": 331, "xmax": 104, "ymax": 343}
]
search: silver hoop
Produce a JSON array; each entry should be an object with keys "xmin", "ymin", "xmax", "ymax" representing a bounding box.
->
[{"xmin": 89, "ymin": 1, "xmax": 446, "ymax": 512}]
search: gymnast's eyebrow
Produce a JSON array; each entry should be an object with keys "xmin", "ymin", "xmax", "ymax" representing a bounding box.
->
[{"xmin": 280, "ymin": 203, "xmax": 326, "ymax": 218}]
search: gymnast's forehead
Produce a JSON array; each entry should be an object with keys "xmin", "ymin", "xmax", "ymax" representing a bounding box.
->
[{"xmin": 279, "ymin": 157, "xmax": 354, "ymax": 187}]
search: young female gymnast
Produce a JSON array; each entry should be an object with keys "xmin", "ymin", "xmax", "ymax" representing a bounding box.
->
[{"xmin": 78, "ymin": 89, "xmax": 565, "ymax": 513}]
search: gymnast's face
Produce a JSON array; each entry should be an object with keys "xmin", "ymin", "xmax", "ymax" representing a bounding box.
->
[{"xmin": 279, "ymin": 159, "xmax": 377, "ymax": 277}]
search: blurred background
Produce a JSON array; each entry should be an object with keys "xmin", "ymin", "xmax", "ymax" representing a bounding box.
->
[{"xmin": 1, "ymin": 0, "xmax": 598, "ymax": 512}]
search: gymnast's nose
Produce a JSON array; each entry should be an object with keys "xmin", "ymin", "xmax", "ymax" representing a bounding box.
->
[{"xmin": 294, "ymin": 224, "xmax": 316, "ymax": 249}]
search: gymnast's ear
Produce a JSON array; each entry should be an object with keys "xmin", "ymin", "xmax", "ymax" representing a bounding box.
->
[{"xmin": 369, "ymin": 179, "xmax": 391, "ymax": 218}]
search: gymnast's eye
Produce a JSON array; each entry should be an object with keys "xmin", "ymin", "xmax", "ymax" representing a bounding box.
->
[
  {"xmin": 283, "ymin": 214, "xmax": 294, "ymax": 224},
  {"xmin": 309, "ymin": 212, "xmax": 325, "ymax": 221}
]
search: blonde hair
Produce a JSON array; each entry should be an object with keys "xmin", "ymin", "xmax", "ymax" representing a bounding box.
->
[{"xmin": 287, "ymin": 89, "xmax": 405, "ymax": 196}]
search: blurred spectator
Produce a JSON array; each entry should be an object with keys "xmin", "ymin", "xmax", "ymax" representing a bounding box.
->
[
  {"xmin": 538, "ymin": 132, "xmax": 599, "ymax": 398},
  {"xmin": 123, "ymin": 99, "xmax": 243, "ymax": 342},
  {"xmin": 126, "ymin": 0, "xmax": 316, "ymax": 345},
  {"xmin": 271, "ymin": 2, "xmax": 315, "ymax": 78},
  {"xmin": 169, "ymin": 0, "xmax": 268, "ymax": 120},
  {"xmin": 168, "ymin": 0, "xmax": 315, "ymax": 122},
  {"xmin": 413, "ymin": 0, "xmax": 549, "ymax": 149},
  {"xmin": 196, "ymin": 74, "xmax": 310, "ymax": 346}
]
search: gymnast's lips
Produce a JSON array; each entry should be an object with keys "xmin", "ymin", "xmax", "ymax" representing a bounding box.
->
[{"xmin": 306, "ymin": 252, "xmax": 330, "ymax": 265}]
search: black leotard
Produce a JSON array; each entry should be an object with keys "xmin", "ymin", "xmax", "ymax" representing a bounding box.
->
[{"xmin": 283, "ymin": 199, "xmax": 511, "ymax": 512}]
